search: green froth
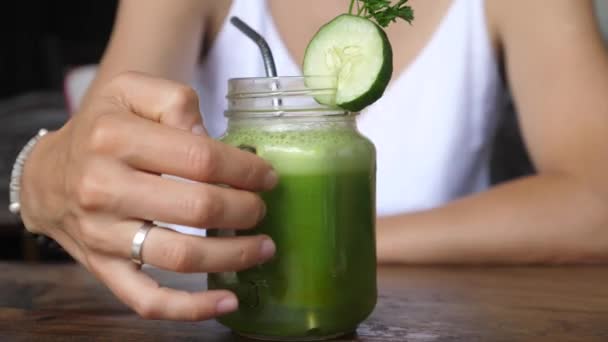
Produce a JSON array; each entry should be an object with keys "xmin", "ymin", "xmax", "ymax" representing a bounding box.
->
[{"xmin": 221, "ymin": 126, "xmax": 374, "ymax": 174}]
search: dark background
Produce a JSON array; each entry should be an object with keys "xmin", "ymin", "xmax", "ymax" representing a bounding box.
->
[
  {"xmin": 2, "ymin": 1, "xmax": 606, "ymax": 261},
  {"xmin": 0, "ymin": 1, "xmax": 118, "ymax": 98}
]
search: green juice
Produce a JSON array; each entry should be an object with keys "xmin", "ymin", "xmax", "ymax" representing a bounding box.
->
[{"xmin": 208, "ymin": 121, "xmax": 377, "ymax": 340}]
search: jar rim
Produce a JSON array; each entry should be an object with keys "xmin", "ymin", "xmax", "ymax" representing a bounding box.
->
[
  {"xmin": 227, "ymin": 75, "xmax": 337, "ymax": 97},
  {"xmin": 225, "ymin": 75, "xmax": 352, "ymax": 118},
  {"xmin": 228, "ymin": 75, "xmax": 336, "ymax": 82}
]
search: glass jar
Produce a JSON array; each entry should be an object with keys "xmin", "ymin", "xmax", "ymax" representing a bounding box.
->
[{"xmin": 208, "ymin": 76, "xmax": 377, "ymax": 341}]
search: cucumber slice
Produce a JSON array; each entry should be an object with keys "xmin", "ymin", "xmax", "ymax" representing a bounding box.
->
[{"xmin": 303, "ymin": 14, "xmax": 393, "ymax": 112}]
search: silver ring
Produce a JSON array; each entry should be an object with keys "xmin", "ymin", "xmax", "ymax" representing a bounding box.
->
[{"xmin": 131, "ymin": 221, "xmax": 154, "ymax": 266}]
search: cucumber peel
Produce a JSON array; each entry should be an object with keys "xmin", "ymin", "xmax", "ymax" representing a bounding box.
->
[{"xmin": 303, "ymin": 14, "xmax": 393, "ymax": 112}]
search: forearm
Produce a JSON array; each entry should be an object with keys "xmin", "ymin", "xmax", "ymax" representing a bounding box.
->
[
  {"xmin": 81, "ymin": 0, "xmax": 209, "ymax": 109},
  {"xmin": 377, "ymin": 173, "xmax": 608, "ymax": 265}
]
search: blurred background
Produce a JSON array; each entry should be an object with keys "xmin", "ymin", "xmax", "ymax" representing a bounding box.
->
[{"xmin": 1, "ymin": 1, "xmax": 607, "ymax": 261}]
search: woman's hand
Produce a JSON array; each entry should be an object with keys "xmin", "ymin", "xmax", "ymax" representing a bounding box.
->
[{"xmin": 18, "ymin": 72, "xmax": 278, "ymax": 320}]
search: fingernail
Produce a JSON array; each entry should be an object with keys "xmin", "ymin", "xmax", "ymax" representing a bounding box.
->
[
  {"xmin": 264, "ymin": 170, "xmax": 279, "ymax": 189},
  {"xmin": 191, "ymin": 124, "xmax": 206, "ymax": 135},
  {"xmin": 216, "ymin": 296, "xmax": 238, "ymax": 315},
  {"xmin": 259, "ymin": 238, "xmax": 276, "ymax": 262}
]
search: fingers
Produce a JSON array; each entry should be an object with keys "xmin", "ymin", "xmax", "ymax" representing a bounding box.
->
[
  {"xmin": 90, "ymin": 71, "xmax": 276, "ymax": 191},
  {"xmin": 84, "ymin": 220, "xmax": 276, "ymax": 273},
  {"xmin": 87, "ymin": 114, "xmax": 277, "ymax": 191},
  {"xmin": 141, "ymin": 226, "xmax": 276, "ymax": 273},
  {"xmin": 92, "ymin": 255, "xmax": 238, "ymax": 320},
  {"xmin": 123, "ymin": 119, "xmax": 277, "ymax": 190},
  {"xmin": 104, "ymin": 71, "xmax": 204, "ymax": 133},
  {"xmin": 118, "ymin": 170, "xmax": 266, "ymax": 229},
  {"xmin": 71, "ymin": 156, "xmax": 267, "ymax": 229},
  {"xmin": 66, "ymin": 72, "xmax": 281, "ymax": 321},
  {"xmin": 70, "ymin": 159, "xmax": 275, "ymax": 272}
]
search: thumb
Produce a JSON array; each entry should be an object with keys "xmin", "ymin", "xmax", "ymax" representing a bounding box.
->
[{"xmin": 104, "ymin": 71, "xmax": 207, "ymax": 135}]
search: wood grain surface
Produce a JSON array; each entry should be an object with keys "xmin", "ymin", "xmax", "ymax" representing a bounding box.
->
[{"xmin": 0, "ymin": 262, "xmax": 607, "ymax": 341}]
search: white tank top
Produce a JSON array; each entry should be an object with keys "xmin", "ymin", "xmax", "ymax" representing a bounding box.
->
[{"xmin": 198, "ymin": 0, "xmax": 504, "ymax": 216}]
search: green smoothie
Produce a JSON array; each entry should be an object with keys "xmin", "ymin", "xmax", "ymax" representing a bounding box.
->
[{"xmin": 208, "ymin": 120, "xmax": 377, "ymax": 340}]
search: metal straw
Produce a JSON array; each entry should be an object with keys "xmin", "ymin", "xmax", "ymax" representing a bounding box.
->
[{"xmin": 230, "ymin": 16, "xmax": 278, "ymax": 77}]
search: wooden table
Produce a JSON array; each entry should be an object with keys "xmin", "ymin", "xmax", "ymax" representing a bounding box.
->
[{"xmin": 0, "ymin": 262, "xmax": 607, "ymax": 341}]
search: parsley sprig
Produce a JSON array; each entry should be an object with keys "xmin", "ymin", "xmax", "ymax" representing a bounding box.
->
[{"xmin": 348, "ymin": 0, "xmax": 414, "ymax": 28}]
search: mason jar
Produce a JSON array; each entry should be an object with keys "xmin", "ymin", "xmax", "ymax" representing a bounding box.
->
[{"xmin": 207, "ymin": 76, "xmax": 377, "ymax": 341}]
